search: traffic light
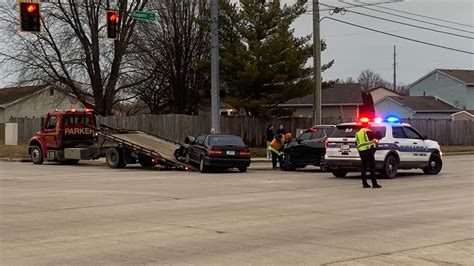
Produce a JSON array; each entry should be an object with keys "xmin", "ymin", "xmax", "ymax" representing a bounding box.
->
[
  {"xmin": 106, "ymin": 10, "xmax": 119, "ymax": 40},
  {"xmin": 19, "ymin": 2, "xmax": 41, "ymax": 33}
]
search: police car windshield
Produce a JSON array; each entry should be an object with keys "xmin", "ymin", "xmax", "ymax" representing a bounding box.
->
[{"xmin": 331, "ymin": 125, "xmax": 386, "ymax": 138}]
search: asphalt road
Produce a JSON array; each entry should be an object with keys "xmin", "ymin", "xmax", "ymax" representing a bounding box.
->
[{"xmin": 1, "ymin": 155, "xmax": 473, "ymax": 265}]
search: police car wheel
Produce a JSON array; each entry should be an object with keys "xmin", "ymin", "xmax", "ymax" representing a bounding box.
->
[
  {"xmin": 382, "ymin": 155, "xmax": 398, "ymax": 179},
  {"xmin": 423, "ymin": 154, "xmax": 442, "ymax": 175}
]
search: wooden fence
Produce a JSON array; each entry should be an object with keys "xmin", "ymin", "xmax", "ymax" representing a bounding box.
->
[{"xmin": 7, "ymin": 115, "xmax": 474, "ymax": 146}]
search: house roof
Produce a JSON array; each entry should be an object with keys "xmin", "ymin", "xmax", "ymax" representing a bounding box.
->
[
  {"xmin": 367, "ymin": 86, "xmax": 404, "ymax": 95},
  {"xmin": 0, "ymin": 85, "xmax": 48, "ymax": 107},
  {"xmin": 381, "ymin": 96, "xmax": 460, "ymax": 112},
  {"xmin": 281, "ymin": 83, "xmax": 362, "ymax": 106},
  {"xmin": 437, "ymin": 69, "xmax": 474, "ymax": 85},
  {"xmin": 450, "ymin": 110, "xmax": 474, "ymax": 117},
  {"xmin": 409, "ymin": 69, "xmax": 474, "ymax": 88}
]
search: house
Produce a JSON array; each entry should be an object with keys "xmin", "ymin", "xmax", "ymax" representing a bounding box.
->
[
  {"xmin": 278, "ymin": 83, "xmax": 363, "ymax": 119},
  {"xmin": 0, "ymin": 85, "xmax": 84, "ymax": 123},
  {"xmin": 409, "ymin": 69, "xmax": 474, "ymax": 109},
  {"xmin": 450, "ymin": 110, "xmax": 474, "ymax": 122},
  {"xmin": 375, "ymin": 96, "xmax": 459, "ymax": 120},
  {"xmin": 367, "ymin": 86, "xmax": 404, "ymax": 103}
]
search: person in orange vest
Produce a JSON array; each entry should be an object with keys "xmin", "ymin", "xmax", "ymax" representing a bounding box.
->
[{"xmin": 269, "ymin": 133, "xmax": 292, "ymax": 169}]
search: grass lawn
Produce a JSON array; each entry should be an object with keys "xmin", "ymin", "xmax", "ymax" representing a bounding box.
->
[{"xmin": 0, "ymin": 142, "xmax": 29, "ymax": 158}]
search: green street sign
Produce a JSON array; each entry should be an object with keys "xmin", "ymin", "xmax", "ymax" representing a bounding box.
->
[{"xmin": 131, "ymin": 10, "xmax": 155, "ymax": 21}]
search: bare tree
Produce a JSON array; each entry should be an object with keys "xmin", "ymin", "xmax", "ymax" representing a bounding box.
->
[
  {"xmin": 357, "ymin": 69, "xmax": 388, "ymax": 90},
  {"xmin": 0, "ymin": 0, "xmax": 150, "ymax": 115},
  {"xmin": 130, "ymin": 0, "xmax": 210, "ymax": 114}
]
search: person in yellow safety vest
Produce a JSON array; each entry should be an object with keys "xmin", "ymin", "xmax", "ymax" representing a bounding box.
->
[
  {"xmin": 356, "ymin": 123, "xmax": 382, "ymax": 188},
  {"xmin": 270, "ymin": 133, "xmax": 292, "ymax": 169}
]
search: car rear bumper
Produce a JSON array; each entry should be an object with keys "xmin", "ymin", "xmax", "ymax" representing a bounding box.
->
[
  {"xmin": 204, "ymin": 157, "xmax": 251, "ymax": 168},
  {"xmin": 326, "ymin": 158, "xmax": 384, "ymax": 171}
]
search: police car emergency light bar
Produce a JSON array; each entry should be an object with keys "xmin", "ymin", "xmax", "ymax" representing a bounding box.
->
[{"xmin": 358, "ymin": 116, "xmax": 400, "ymax": 123}]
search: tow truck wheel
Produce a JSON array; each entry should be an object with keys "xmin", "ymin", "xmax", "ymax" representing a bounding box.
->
[
  {"xmin": 106, "ymin": 148, "xmax": 126, "ymax": 169},
  {"xmin": 31, "ymin": 146, "xmax": 44, "ymax": 165},
  {"xmin": 381, "ymin": 155, "xmax": 398, "ymax": 179},
  {"xmin": 332, "ymin": 169, "xmax": 347, "ymax": 178},
  {"xmin": 423, "ymin": 154, "xmax": 442, "ymax": 175}
]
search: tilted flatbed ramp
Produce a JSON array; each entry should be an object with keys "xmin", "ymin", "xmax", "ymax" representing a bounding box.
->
[{"xmin": 100, "ymin": 130, "xmax": 197, "ymax": 171}]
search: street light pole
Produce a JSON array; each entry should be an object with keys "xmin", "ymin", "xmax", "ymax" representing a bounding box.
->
[
  {"xmin": 312, "ymin": 0, "xmax": 322, "ymax": 125},
  {"xmin": 210, "ymin": 0, "xmax": 220, "ymax": 133}
]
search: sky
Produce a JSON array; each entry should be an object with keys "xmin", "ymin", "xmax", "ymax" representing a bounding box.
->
[
  {"xmin": 0, "ymin": 0, "xmax": 472, "ymax": 88},
  {"xmin": 290, "ymin": 0, "xmax": 474, "ymax": 86}
]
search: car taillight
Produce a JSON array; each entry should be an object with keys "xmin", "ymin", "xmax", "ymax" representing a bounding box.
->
[
  {"xmin": 240, "ymin": 148, "xmax": 251, "ymax": 158},
  {"xmin": 209, "ymin": 148, "xmax": 222, "ymax": 157},
  {"xmin": 324, "ymin": 139, "xmax": 329, "ymax": 149}
]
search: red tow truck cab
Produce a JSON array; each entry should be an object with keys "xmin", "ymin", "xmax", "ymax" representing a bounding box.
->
[{"xmin": 28, "ymin": 109, "xmax": 97, "ymax": 164}]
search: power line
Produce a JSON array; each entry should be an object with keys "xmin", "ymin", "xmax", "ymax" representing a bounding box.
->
[
  {"xmin": 316, "ymin": 3, "xmax": 473, "ymax": 39},
  {"xmin": 315, "ymin": 0, "xmax": 400, "ymax": 12},
  {"xmin": 338, "ymin": 1, "xmax": 474, "ymax": 34},
  {"xmin": 322, "ymin": 16, "xmax": 474, "ymax": 55},
  {"xmin": 354, "ymin": 0, "xmax": 474, "ymax": 28}
]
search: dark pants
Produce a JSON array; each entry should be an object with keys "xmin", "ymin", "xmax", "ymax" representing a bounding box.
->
[
  {"xmin": 359, "ymin": 149, "xmax": 378, "ymax": 185},
  {"xmin": 271, "ymin": 150, "xmax": 282, "ymax": 168}
]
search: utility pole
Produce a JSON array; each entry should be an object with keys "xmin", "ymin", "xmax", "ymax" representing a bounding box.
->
[
  {"xmin": 312, "ymin": 0, "xmax": 322, "ymax": 125},
  {"xmin": 393, "ymin": 45, "xmax": 397, "ymax": 91},
  {"xmin": 210, "ymin": 0, "xmax": 220, "ymax": 133}
]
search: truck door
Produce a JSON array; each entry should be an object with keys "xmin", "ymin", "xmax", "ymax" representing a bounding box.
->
[{"xmin": 42, "ymin": 114, "xmax": 60, "ymax": 148}]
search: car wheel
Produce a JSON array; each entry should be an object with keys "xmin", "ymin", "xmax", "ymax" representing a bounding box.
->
[
  {"xmin": 31, "ymin": 145, "xmax": 44, "ymax": 165},
  {"xmin": 106, "ymin": 148, "xmax": 127, "ymax": 169},
  {"xmin": 238, "ymin": 167, "xmax": 247, "ymax": 173},
  {"xmin": 381, "ymin": 155, "xmax": 398, "ymax": 179},
  {"xmin": 281, "ymin": 154, "xmax": 295, "ymax": 171},
  {"xmin": 319, "ymin": 155, "xmax": 329, "ymax": 172},
  {"xmin": 199, "ymin": 157, "xmax": 208, "ymax": 173},
  {"xmin": 185, "ymin": 153, "xmax": 191, "ymax": 164},
  {"xmin": 423, "ymin": 154, "xmax": 442, "ymax": 175},
  {"xmin": 332, "ymin": 170, "xmax": 347, "ymax": 177}
]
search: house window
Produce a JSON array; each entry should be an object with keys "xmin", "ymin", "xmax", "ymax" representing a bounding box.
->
[{"xmin": 49, "ymin": 88, "xmax": 54, "ymax": 96}]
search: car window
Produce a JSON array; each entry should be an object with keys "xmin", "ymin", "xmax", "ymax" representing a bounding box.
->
[
  {"xmin": 209, "ymin": 135, "xmax": 245, "ymax": 146},
  {"xmin": 370, "ymin": 126, "xmax": 386, "ymax": 138},
  {"xmin": 324, "ymin": 128, "xmax": 335, "ymax": 137},
  {"xmin": 403, "ymin": 126, "xmax": 422, "ymax": 139},
  {"xmin": 310, "ymin": 130, "xmax": 324, "ymax": 139},
  {"xmin": 331, "ymin": 126, "xmax": 362, "ymax": 138},
  {"xmin": 46, "ymin": 116, "xmax": 58, "ymax": 130},
  {"xmin": 298, "ymin": 132, "xmax": 311, "ymax": 141},
  {"xmin": 392, "ymin": 126, "xmax": 405, "ymax": 139}
]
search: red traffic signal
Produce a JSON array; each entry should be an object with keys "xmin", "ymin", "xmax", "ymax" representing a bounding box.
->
[
  {"xmin": 19, "ymin": 2, "xmax": 41, "ymax": 33},
  {"xmin": 106, "ymin": 10, "xmax": 119, "ymax": 40}
]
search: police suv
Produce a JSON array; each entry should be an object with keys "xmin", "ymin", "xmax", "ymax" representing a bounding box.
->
[{"xmin": 325, "ymin": 116, "xmax": 443, "ymax": 178}]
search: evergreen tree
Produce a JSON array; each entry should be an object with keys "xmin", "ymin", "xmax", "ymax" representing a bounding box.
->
[{"xmin": 219, "ymin": 0, "xmax": 334, "ymax": 117}]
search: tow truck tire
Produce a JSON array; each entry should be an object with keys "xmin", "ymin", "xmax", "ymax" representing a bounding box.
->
[
  {"xmin": 423, "ymin": 154, "xmax": 442, "ymax": 175},
  {"xmin": 332, "ymin": 170, "xmax": 347, "ymax": 177},
  {"xmin": 381, "ymin": 155, "xmax": 398, "ymax": 179},
  {"xmin": 199, "ymin": 157, "xmax": 208, "ymax": 173},
  {"xmin": 31, "ymin": 146, "xmax": 44, "ymax": 165},
  {"xmin": 106, "ymin": 148, "xmax": 126, "ymax": 169}
]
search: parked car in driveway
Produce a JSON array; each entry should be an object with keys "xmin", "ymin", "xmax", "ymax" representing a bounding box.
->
[
  {"xmin": 280, "ymin": 125, "xmax": 336, "ymax": 171},
  {"xmin": 175, "ymin": 134, "xmax": 251, "ymax": 173}
]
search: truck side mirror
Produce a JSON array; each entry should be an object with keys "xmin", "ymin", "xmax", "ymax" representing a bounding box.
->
[{"xmin": 184, "ymin": 136, "xmax": 195, "ymax": 144}]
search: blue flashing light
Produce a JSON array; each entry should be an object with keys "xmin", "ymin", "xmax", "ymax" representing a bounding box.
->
[{"xmin": 386, "ymin": 116, "xmax": 400, "ymax": 123}]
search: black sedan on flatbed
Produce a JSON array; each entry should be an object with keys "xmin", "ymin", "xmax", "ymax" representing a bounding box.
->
[{"xmin": 175, "ymin": 134, "xmax": 251, "ymax": 173}]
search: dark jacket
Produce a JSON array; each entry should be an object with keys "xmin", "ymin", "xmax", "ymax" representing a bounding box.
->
[
  {"xmin": 266, "ymin": 128, "xmax": 274, "ymax": 142},
  {"xmin": 277, "ymin": 128, "xmax": 286, "ymax": 135}
]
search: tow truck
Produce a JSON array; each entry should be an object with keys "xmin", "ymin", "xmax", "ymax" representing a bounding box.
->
[{"xmin": 28, "ymin": 109, "xmax": 195, "ymax": 170}]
